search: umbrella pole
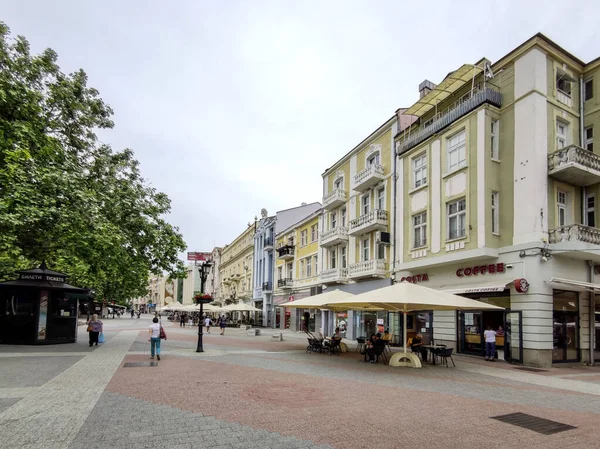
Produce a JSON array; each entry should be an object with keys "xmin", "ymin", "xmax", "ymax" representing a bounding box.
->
[{"xmin": 403, "ymin": 308, "xmax": 407, "ymax": 354}]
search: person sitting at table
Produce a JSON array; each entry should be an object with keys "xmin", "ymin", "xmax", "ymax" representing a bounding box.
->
[
  {"xmin": 382, "ymin": 328, "xmax": 391, "ymax": 341},
  {"xmin": 411, "ymin": 333, "xmax": 428, "ymax": 361},
  {"xmin": 366, "ymin": 333, "xmax": 386, "ymax": 363}
]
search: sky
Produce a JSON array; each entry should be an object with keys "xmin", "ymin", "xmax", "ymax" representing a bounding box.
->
[{"xmin": 2, "ymin": 0, "xmax": 599, "ymax": 258}]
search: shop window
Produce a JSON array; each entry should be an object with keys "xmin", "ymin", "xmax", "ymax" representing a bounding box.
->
[{"xmin": 553, "ymin": 290, "xmax": 578, "ymax": 311}]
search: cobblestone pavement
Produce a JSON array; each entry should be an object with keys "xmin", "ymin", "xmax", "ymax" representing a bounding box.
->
[{"xmin": 1, "ymin": 316, "xmax": 599, "ymax": 449}]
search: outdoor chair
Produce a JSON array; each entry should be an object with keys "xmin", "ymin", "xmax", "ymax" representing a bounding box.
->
[
  {"xmin": 327, "ymin": 338, "xmax": 342, "ymax": 356},
  {"xmin": 356, "ymin": 337, "xmax": 366, "ymax": 353},
  {"xmin": 437, "ymin": 348, "xmax": 455, "ymax": 367}
]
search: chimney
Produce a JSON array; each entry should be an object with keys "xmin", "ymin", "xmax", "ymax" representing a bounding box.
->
[{"xmin": 419, "ymin": 80, "xmax": 436, "ymax": 99}]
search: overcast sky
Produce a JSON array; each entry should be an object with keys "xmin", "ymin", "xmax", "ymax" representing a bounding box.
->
[{"xmin": 3, "ymin": 0, "xmax": 599, "ymax": 257}]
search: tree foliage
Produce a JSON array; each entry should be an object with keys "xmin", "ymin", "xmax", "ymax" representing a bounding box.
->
[{"xmin": 0, "ymin": 22, "xmax": 186, "ymax": 303}]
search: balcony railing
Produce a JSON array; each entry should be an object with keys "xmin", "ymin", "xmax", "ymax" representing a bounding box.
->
[
  {"xmin": 320, "ymin": 226, "xmax": 349, "ymax": 247},
  {"xmin": 548, "ymin": 145, "xmax": 600, "ymax": 186},
  {"xmin": 323, "ymin": 188, "xmax": 347, "ymax": 210},
  {"xmin": 348, "ymin": 209, "xmax": 388, "ymax": 235},
  {"xmin": 549, "ymin": 224, "xmax": 600, "ymax": 245},
  {"xmin": 348, "ymin": 259, "xmax": 387, "ymax": 279},
  {"xmin": 263, "ymin": 236, "xmax": 274, "ymax": 250},
  {"xmin": 262, "ymin": 281, "xmax": 272, "ymax": 292},
  {"xmin": 320, "ymin": 267, "xmax": 348, "ymax": 284},
  {"xmin": 397, "ymin": 87, "xmax": 503, "ymax": 155},
  {"xmin": 352, "ymin": 164, "xmax": 385, "ymax": 192},
  {"xmin": 277, "ymin": 246, "xmax": 295, "ymax": 259},
  {"xmin": 277, "ymin": 278, "xmax": 293, "ymax": 288}
]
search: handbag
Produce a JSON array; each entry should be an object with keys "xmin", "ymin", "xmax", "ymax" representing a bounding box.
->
[
  {"xmin": 87, "ymin": 325, "xmax": 92, "ymax": 332},
  {"xmin": 98, "ymin": 333, "xmax": 105, "ymax": 344},
  {"xmin": 159, "ymin": 326, "xmax": 167, "ymax": 340}
]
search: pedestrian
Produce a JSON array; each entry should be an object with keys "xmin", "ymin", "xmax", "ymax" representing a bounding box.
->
[
  {"xmin": 87, "ymin": 314, "xmax": 103, "ymax": 347},
  {"xmin": 131, "ymin": 309, "xmax": 134, "ymax": 319},
  {"xmin": 219, "ymin": 315, "xmax": 226, "ymax": 335},
  {"xmin": 484, "ymin": 325, "xmax": 497, "ymax": 361},
  {"xmin": 180, "ymin": 313, "xmax": 185, "ymax": 328},
  {"xmin": 148, "ymin": 317, "xmax": 164, "ymax": 361},
  {"xmin": 204, "ymin": 316, "xmax": 212, "ymax": 334}
]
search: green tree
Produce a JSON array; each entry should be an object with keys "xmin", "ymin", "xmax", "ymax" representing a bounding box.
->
[{"xmin": 0, "ymin": 22, "xmax": 186, "ymax": 303}]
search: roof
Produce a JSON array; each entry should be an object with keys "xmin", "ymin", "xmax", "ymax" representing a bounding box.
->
[
  {"xmin": 0, "ymin": 279, "xmax": 89, "ymax": 293},
  {"xmin": 403, "ymin": 64, "xmax": 483, "ymax": 118},
  {"xmin": 275, "ymin": 208, "xmax": 322, "ymax": 237}
]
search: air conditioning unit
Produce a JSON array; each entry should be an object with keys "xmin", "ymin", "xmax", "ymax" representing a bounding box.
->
[{"xmin": 376, "ymin": 231, "xmax": 391, "ymax": 245}]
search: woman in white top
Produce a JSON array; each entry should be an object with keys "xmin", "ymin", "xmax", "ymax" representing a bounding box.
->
[
  {"xmin": 148, "ymin": 317, "xmax": 162, "ymax": 360},
  {"xmin": 483, "ymin": 325, "xmax": 497, "ymax": 362},
  {"xmin": 204, "ymin": 316, "xmax": 211, "ymax": 334}
]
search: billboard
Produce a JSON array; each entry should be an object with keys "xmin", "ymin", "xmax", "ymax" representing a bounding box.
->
[{"xmin": 187, "ymin": 252, "xmax": 211, "ymax": 261}]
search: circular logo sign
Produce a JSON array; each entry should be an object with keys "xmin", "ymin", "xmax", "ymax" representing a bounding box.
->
[
  {"xmin": 288, "ymin": 295, "xmax": 294, "ymax": 302},
  {"xmin": 514, "ymin": 278, "xmax": 529, "ymax": 293}
]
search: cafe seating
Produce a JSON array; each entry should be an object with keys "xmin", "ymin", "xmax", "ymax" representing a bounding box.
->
[
  {"xmin": 356, "ymin": 336, "xmax": 366, "ymax": 353},
  {"xmin": 306, "ymin": 338, "xmax": 325, "ymax": 353},
  {"xmin": 327, "ymin": 338, "xmax": 342, "ymax": 356},
  {"xmin": 437, "ymin": 348, "xmax": 455, "ymax": 367}
]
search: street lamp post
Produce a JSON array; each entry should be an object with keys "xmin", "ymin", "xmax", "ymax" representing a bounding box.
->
[{"xmin": 195, "ymin": 259, "xmax": 214, "ymax": 353}]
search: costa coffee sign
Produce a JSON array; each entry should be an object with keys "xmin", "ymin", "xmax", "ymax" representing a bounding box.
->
[
  {"xmin": 400, "ymin": 273, "xmax": 429, "ymax": 283},
  {"xmin": 456, "ymin": 263, "xmax": 505, "ymax": 277}
]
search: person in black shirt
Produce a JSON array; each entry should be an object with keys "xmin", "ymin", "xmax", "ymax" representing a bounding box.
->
[
  {"xmin": 411, "ymin": 333, "xmax": 428, "ymax": 361},
  {"xmin": 367, "ymin": 333, "xmax": 386, "ymax": 363}
]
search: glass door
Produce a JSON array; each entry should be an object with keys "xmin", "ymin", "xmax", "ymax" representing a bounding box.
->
[
  {"xmin": 458, "ymin": 311, "xmax": 483, "ymax": 355},
  {"xmin": 504, "ymin": 310, "xmax": 523, "ymax": 364},
  {"xmin": 553, "ymin": 312, "xmax": 579, "ymax": 362}
]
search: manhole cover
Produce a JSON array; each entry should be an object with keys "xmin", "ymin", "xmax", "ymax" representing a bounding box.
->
[
  {"xmin": 123, "ymin": 362, "xmax": 158, "ymax": 368},
  {"xmin": 491, "ymin": 412, "xmax": 576, "ymax": 435},
  {"xmin": 516, "ymin": 367, "xmax": 548, "ymax": 373}
]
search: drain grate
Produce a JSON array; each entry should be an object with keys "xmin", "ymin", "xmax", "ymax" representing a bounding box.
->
[
  {"xmin": 491, "ymin": 412, "xmax": 576, "ymax": 435},
  {"xmin": 123, "ymin": 362, "xmax": 158, "ymax": 368},
  {"xmin": 516, "ymin": 367, "xmax": 548, "ymax": 373}
]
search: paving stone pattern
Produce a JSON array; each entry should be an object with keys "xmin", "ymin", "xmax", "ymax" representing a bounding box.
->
[{"xmin": 0, "ymin": 355, "xmax": 83, "ymax": 388}]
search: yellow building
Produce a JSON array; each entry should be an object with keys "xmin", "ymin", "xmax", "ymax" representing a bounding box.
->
[
  {"xmin": 273, "ymin": 209, "xmax": 322, "ymax": 330},
  {"xmin": 218, "ymin": 221, "xmax": 256, "ymax": 304}
]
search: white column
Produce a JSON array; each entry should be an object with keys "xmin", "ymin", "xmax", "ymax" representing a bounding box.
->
[
  {"xmin": 476, "ymin": 109, "xmax": 486, "ymax": 248},
  {"xmin": 431, "ymin": 140, "xmax": 442, "ymax": 253},
  {"xmin": 396, "ymin": 155, "xmax": 404, "ymax": 265}
]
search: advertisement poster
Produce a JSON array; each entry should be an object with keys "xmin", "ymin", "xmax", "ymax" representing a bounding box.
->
[{"xmin": 38, "ymin": 291, "xmax": 48, "ymax": 340}]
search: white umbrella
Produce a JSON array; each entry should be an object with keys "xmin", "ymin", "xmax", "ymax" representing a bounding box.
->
[
  {"xmin": 222, "ymin": 302, "xmax": 261, "ymax": 312},
  {"xmin": 278, "ymin": 290, "xmax": 358, "ymax": 310},
  {"xmin": 182, "ymin": 303, "xmax": 219, "ymax": 312},
  {"xmin": 160, "ymin": 302, "xmax": 186, "ymax": 311}
]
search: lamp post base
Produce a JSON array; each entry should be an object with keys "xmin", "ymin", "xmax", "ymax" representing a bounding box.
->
[{"xmin": 196, "ymin": 303, "xmax": 204, "ymax": 352}]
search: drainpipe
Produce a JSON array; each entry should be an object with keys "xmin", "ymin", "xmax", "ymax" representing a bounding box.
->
[
  {"xmin": 392, "ymin": 137, "xmax": 398, "ymax": 285},
  {"xmin": 580, "ymin": 75, "xmax": 586, "ymax": 225}
]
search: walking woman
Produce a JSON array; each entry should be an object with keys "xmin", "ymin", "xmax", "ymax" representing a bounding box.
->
[
  {"xmin": 87, "ymin": 314, "xmax": 103, "ymax": 347},
  {"xmin": 148, "ymin": 317, "xmax": 163, "ymax": 360}
]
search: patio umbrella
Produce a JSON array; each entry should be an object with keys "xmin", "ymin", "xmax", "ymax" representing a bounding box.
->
[
  {"xmin": 321, "ymin": 281, "xmax": 504, "ymax": 356},
  {"xmin": 160, "ymin": 302, "xmax": 186, "ymax": 311},
  {"xmin": 278, "ymin": 290, "xmax": 372, "ymax": 311},
  {"xmin": 182, "ymin": 303, "xmax": 219, "ymax": 313},
  {"xmin": 223, "ymin": 302, "xmax": 261, "ymax": 312}
]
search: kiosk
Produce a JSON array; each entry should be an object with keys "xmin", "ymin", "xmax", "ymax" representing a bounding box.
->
[{"xmin": 0, "ymin": 263, "xmax": 90, "ymax": 345}]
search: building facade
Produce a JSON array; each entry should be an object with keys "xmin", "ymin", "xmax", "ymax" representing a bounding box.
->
[
  {"xmin": 391, "ymin": 33, "xmax": 600, "ymax": 367},
  {"xmin": 218, "ymin": 221, "xmax": 256, "ymax": 305},
  {"xmin": 206, "ymin": 247, "xmax": 222, "ymax": 300},
  {"xmin": 134, "ymin": 273, "xmax": 178, "ymax": 313}
]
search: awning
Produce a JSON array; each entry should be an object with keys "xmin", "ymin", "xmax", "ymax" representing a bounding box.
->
[
  {"xmin": 444, "ymin": 282, "xmax": 510, "ymax": 295},
  {"xmin": 546, "ymin": 277, "xmax": 600, "ymax": 293},
  {"xmin": 404, "ymin": 64, "xmax": 483, "ymax": 118}
]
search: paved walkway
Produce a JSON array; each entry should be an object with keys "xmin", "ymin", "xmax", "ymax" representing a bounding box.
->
[{"xmin": 1, "ymin": 316, "xmax": 599, "ymax": 449}]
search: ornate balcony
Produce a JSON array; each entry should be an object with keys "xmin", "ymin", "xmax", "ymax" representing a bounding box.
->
[
  {"xmin": 548, "ymin": 145, "xmax": 600, "ymax": 186},
  {"xmin": 277, "ymin": 278, "xmax": 294, "ymax": 289},
  {"xmin": 348, "ymin": 210, "xmax": 388, "ymax": 236},
  {"xmin": 323, "ymin": 188, "xmax": 347, "ymax": 210},
  {"xmin": 320, "ymin": 226, "xmax": 349, "ymax": 247},
  {"xmin": 348, "ymin": 259, "xmax": 387, "ymax": 279},
  {"xmin": 262, "ymin": 281, "xmax": 273, "ymax": 292},
  {"xmin": 352, "ymin": 164, "xmax": 385, "ymax": 192},
  {"xmin": 277, "ymin": 245, "xmax": 295, "ymax": 260},
  {"xmin": 263, "ymin": 236, "xmax": 274, "ymax": 251},
  {"xmin": 320, "ymin": 267, "xmax": 348, "ymax": 284},
  {"xmin": 397, "ymin": 87, "xmax": 503, "ymax": 155},
  {"xmin": 548, "ymin": 224, "xmax": 600, "ymax": 262}
]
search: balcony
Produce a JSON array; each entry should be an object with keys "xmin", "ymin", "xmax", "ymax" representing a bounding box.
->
[
  {"xmin": 320, "ymin": 267, "xmax": 348, "ymax": 284},
  {"xmin": 323, "ymin": 188, "xmax": 347, "ymax": 210},
  {"xmin": 263, "ymin": 236, "xmax": 274, "ymax": 251},
  {"xmin": 262, "ymin": 281, "xmax": 272, "ymax": 292},
  {"xmin": 352, "ymin": 164, "xmax": 385, "ymax": 192},
  {"xmin": 277, "ymin": 245, "xmax": 295, "ymax": 260},
  {"xmin": 277, "ymin": 278, "xmax": 294, "ymax": 289},
  {"xmin": 397, "ymin": 88, "xmax": 503, "ymax": 155},
  {"xmin": 320, "ymin": 226, "xmax": 349, "ymax": 247},
  {"xmin": 348, "ymin": 259, "xmax": 387, "ymax": 279},
  {"xmin": 548, "ymin": 224, "xmax": 600, "ymax": 262},
  {"xmin": 548, "ymin": 145, "xmax": 600, "ymax": 186},
  {"xmin": 348, "ymin": 210, "xmax": 388, "ymax": 236}
]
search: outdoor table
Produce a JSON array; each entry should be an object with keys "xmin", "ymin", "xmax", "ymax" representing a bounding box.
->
[{"xmin": 422, "ymin": 344, "xmax": 447, "ymax": 365}]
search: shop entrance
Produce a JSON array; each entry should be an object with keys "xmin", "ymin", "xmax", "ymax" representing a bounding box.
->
[
  {"xmin": 553, "ymin": 290, "xmax": 579, "ymax": 363},
  {"xmin": 504, "ymin": 310, "xmax": 523, "ymax": 364}
]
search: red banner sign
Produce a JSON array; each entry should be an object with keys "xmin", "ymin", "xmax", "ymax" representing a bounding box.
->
[
  {"xmin": 400, "ymin": 273, "xmax": 429, "ymax": 283},
  {"xmin": 456, "ymin": 263, "xmax": 505, "ymax": 277},
  {"xmin": 187, "ymin": 252, "xmax": 211, "ymax": 261}
]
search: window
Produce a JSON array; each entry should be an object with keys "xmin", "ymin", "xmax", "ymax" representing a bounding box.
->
[
  {"xmin": 447, "ymin": 199, "xmax": 467, "ymax": 240},
  {"xmin": 313, "ymin": 255, "xmax": 318, "ymax": 274},
  {"xmin": 277, "ymin": 266, "xmax": 283, "ymax": 281},
  {"xmin": 556, "ymin": 70, "xmax": 572, "ymax": 96},
  {"xmin": 341, "ymin": 246, "xmax": 347, "ymax": 268},
  {"xmin": 447, "ymin": 130, "xmax": 466, "ymax": 172},
  {"xmin": 557, "ymin": 191, "xmax": 567, "ymax": 227},
  {"xmin": 377, "ymin": 243, "xmax": 385, "ymax": 260},
  {"xmin": 310, "ymin": 224, "xmax": 318, "ymax": 242},
  {"xmin": 341, "ymin": 208, "xmax": 346, "ymax": 227},
  {"xmin": 306, "ymin": 257, "xmax": 312, "ymax": 277},
  {"xmin": 491, "ymin": 120, "xmax": 499, "ymax": 160},
  {"xmin": 287, "ymin": 263, "xmax": 293, "ymax": 279},
  {"xmin": 412, "ymin": 212, "xmax": 427, "ymax": 248},
  {"xmin": 330, "ymin": 249, "xmax": 337, "ymax": 269},
  {"xmin": 367, "ymin": 152, "xmax": 380, "ymax": 166},
  {"xmin": 413, "ymin": 154, "xmax": 427, "ymax": 188},
  {"xmin": 331, "ymin": 212, "xmax": 337, "ymax": 229},
  {"xmin": 301, "ymin": 230, "xmax": 307, "ymax": 246},
  {"xmin": 491, "ymin": 192, "xmax": 499, "ymax": 234},
  {"xmin": 585, "ymin": 126, "xmax": 594, "ymax": 152},
  {"xmin": 377, "ymin": 187, "xmax": 385, "ymax": 210},
  {"xmin": 556, "ymin": 121, "xmax": 568, "ymax": 149},
  {"xmin": 585, "ymin": 79, "xmax": 594, "ymax": 101},
  {"xmin": 361, "ymin": 194, "xmax": 370, "ymax": 215},
  {"xmin": 362, "ymin": 238, "xmax": 370, "ymax": 261},
  {"xmin": 586, "ymin": 194, "xmax": 595, "ymax": 228},
  {"xmin": 334, "ymin": 177, "xmax": 343, "ymax": 190}
]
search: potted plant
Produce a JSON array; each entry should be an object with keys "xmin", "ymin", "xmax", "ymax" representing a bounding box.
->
[{"xmin": 193, "ymin": 293, "xmax": 213, "ymax": 304}]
